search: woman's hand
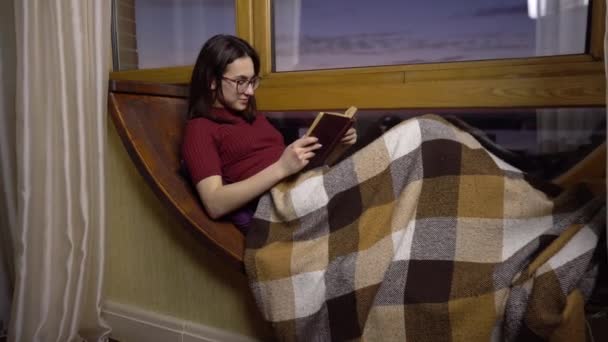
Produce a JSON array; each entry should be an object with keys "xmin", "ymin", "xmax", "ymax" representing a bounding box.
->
[
  {"xmin": 277, "ymin": 136, "xmax": 322, "ymax": 176},
  {"xmin": 197, "ymin": 137, "xmax": 319, "ymax": 218},
  {"xmin": 340, "ymin": 127, "xmax": 357, "ymax": 145},
  {"xmin": 196, "ymin": 136, "xmax": 320, "ymax": 218}
]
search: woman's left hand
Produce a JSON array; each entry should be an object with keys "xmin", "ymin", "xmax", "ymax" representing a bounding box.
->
[{"xmin": 340, "ymin": 127, "xmax": 357, "ymax": 145}]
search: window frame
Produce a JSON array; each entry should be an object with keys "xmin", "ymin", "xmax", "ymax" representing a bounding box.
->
[{"xmin": 109, "ymin": 0, "xmax": 606, "ymax": 111}]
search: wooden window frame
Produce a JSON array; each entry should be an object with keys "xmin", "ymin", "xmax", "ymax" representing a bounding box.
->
[{"xmin": 109, "ymin": 0, "xmax": 606, "ymax": 111}]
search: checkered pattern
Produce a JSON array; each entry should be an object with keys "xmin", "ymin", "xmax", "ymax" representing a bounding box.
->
[{"xmin": 245, "ymin": 115, "xmax": 605, "ymax": 342}]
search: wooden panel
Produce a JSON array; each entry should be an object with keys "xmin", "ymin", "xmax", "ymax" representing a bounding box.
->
[
  {"xmin": 109, "ymin": 65, "xmax": 605, "ymax": 110},
  {"xmin": 108, "ymin": 81, "xmax": 245, "ymax": 269},
  {"xmin": 117, "ymin": 1, "xmax": 135, "ymax": 21},
  {"xmin": 267, "ymin": 55, "xmax": 595, "ymax": 77},
  {"xmin": 255, "ymin": 73, "xmax": 606, "ymax": 111},
  {"xmin": 235, "ymin": 0, "xmax": 253, "ymax": 44},
  {"xmin": 111, "ymin": 65, "xmax": 193, "ymax": 84},
  {"xmin": 118, "ymin": 49, "xmax": 138, "ymax": 69},
  {"xmin": 110, "ymin": 55, "xmax": 596, "ymax": 84},
  {"xmin": 260, "ymin": 59, "xmax": 602, "ymax": 84},
  {"xmin": 117, "ymin": 33, "xmax": 137, "ymax": 51},
  {"xmin": 252, "ymin": 0, "xmax": 272, "ymax": 76},
  {"xmin": 554, "ymin": 142, "xmax": 606, "ymax": 193},
  {"xmin": 117, "ymin": 17, "xmax": 136, "ymax": 35},
  {"xmin": 261, "ymin": 71, "xmax": 404, "ymax": 87},
  {"xmin": 402, "ymin": 61, "xmax": 603, "ymax": 82},
  {"xmin": 109, "ymin": 80, "xmax": 189, "ymax": 97},
  {"xmin": 590, "ymin": 0, "xmax": 605, "ymax": 60}
]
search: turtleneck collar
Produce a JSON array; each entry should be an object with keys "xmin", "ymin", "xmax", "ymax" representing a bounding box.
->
[{"xmin": 209, "ymin": 106, "xmax": 247, "ymax": 124}]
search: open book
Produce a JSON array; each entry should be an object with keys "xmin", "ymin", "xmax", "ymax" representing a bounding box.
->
[{"xmin": 304, "ymin": 106, "xmax": 358, "ymax": 170}]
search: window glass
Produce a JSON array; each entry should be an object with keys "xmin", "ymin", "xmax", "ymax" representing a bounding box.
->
[
  {"xmin": 266, "ymin": 107, "xmax": 605, "ymax": 180},
  {"xmin": 113, "ymin": 0, "xmax": 236, "ymax": 70},
  {"xmin": 273, "ymin": 0, "xmax": 590, "ymax": 71}
]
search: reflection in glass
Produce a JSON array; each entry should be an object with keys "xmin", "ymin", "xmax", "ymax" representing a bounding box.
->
[
  {"xmin": 113, "ymin": 0, "xmax": 236, "ymax": 70},
  {"xmin": 266, "ymin": 107, "xmax": 605, "ymax": 180},
  {"xmin": 273, "ymin": 0, "xmax": 590, "ymax": 71}
]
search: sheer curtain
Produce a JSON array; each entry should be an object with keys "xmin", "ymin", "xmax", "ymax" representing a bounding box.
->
[
  {"xmin": 534, "ymin": 0, "xmax": 600, "ymax": 153},
  {"xmin": 2, "ymin": 1, "xmax": 112, "ymax": 341}
]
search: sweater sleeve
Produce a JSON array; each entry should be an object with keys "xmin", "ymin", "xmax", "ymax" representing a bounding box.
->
[{"xmin": 181, "ymin": 119, "xmax": 222, "ymax": 185}]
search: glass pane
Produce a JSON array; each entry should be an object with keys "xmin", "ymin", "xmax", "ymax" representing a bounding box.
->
[
  {"xmin": 266, "ymin": 107, "xmax": 605, "ymax": 180},
  {"xmin": 273, "ymin": 0, "xmax": 590, "ymax": 71},
  {"xmin": 113, "ymin": 0, "xmax": 236, "ymax": 71}
]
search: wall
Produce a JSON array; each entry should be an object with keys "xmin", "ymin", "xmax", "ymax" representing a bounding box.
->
[
  {"xmin": 0, "ymin": 0, "xmax": 16, "ymax": 335},
  {"xmin": 105, "ymin": 120, "xmax": 273, "ymax": 340}
]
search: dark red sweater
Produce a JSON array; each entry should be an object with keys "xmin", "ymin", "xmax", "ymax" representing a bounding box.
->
[
  {"xmin": 181, "ymin": 108, "xmax": 285, "ymax": 186},
  {"xmin": 181, "ymin": 108, "xmax": 285, "ymax": 231}
]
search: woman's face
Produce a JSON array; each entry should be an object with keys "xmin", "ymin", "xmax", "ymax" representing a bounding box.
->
[{"xmin": 213, "ymin": 56, "xmax": 257, "ymax": 112}]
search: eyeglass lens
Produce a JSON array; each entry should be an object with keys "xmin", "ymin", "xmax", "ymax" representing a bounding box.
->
[{"xmin": 236, "ymin": 78, "xmax": 259, "ymax": 92}]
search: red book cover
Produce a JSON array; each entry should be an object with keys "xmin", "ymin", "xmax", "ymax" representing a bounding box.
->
[{"xmin": 304, "ymin": 107, "xmax": 357, "ymax": 170}]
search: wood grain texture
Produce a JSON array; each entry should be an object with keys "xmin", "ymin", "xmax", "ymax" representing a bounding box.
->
[
  {"xmin": 108, "ymin": 82, "xmax": 245, "ymax": 269},
  {"xmin": 235, "ymin": 0, "xmax": 254, "ymax": 44},
  {"xmin": 590, "ymin": 0, "xmax": 605, "ymax": 60},
  {"xmin": 252, "ymin": 0, "xmax": 272, "ymax": 76},
  {"xmin": 109, "ymin": 80, "xmax": 188, "ymax": 97},
  {"xmin": 109, "ymin": 58, "xmax": 605, "ymax": 110},
  {"xmin": 553, "ymin": 142, "xmax": 606, "ymax": 193},
  {"xmin": 110, "ymin": 65, "xmax": 193, "ymax": 84},
  {"xmin": 255, "ymin": 73, "xmax": 606, "ymax": 111}
]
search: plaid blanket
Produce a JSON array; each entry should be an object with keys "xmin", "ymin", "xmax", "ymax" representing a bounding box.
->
[{"xmin": 245, "ymin": 115, "xmax": 605, "ymax": 341}]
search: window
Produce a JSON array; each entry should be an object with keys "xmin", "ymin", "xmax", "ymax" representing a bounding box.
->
[
  {"xmin": 266, "ymin": 106, "xmax": 605, "ymax": 179},
  {"xmin": 112, "ymin": 0, "xmax": 236, "ymax": 71},
  {"xmin": 272, "ymin": 0, "xmax": 590, "ymax": 71},
  {"xmin": 108, "ymin": 0, "xmax": 603, "ymax": 112}
]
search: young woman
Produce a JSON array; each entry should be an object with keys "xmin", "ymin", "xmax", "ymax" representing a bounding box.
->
[
  {"xmin": 181, "ymin": 34, "xmax": 357, "ymax": 230},
  {"xmin": 182, "ymin": 36, "xmax": 603, "ymax": 341}
]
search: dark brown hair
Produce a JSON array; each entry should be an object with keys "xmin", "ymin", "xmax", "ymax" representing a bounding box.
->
[{"xmin": 188, "ymin": 34, "xmax": 260, "ymax": 123}]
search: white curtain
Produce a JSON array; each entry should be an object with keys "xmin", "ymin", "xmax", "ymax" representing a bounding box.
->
[
  {"xmin": 273, "ymin": 0, "xmax": 302, "ymax": 71},
  {"xmin": 3, "ymin": 1, "xmax": 112, "ymax": 341},
  {"xmin": 531, "ymin": 0, "xmax": 588, "ymax": 56},
  {"xmin": 534, "ymin": 0, "xmax": 601, "ymax": 153}
]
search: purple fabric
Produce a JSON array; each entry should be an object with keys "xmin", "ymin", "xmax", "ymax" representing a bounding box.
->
[{"xmin": 228, "ymin": 200, "xmax": 257, "ymax": 233}]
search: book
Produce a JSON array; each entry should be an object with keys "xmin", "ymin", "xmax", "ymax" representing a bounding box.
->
[{"xmin": 304, "ymin": 106, "xmax": 358, "ymax": 169}]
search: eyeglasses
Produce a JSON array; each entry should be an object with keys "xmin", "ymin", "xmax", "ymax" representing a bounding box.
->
[{"xmin": 222, "ymin": 76, "xmax": 261, "ymax": 93}]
